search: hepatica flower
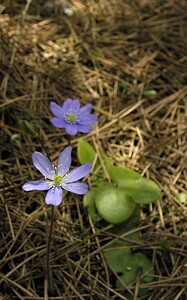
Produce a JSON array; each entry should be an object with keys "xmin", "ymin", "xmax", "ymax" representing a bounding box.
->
[
  {"xmin": 50, "ymin": 98, "xmax": 98, "ymax": 136},
  {"xmin": 22, "ymin": 146, "xmax": 92, "ymax": 206}
]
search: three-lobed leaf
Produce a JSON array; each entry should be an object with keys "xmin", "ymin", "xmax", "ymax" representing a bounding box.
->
[
  {"xmin": 121, "ymin": 177, "xmax": 161, "ymax": 204},
  {"xmin": 104, "ymin": 241, "xmax": 131, "ymax": 272},
  {"xmin": 103, "ymin": 154, "xmax": 140, "ymax": 186},
  {"xmin": 103, "ymin": 154, "xmax": 161, "ymax": 204},
  {"xmin": 104, "ymin": 241, "xmax": 154, "ymax": 287},
  {"xmin": 116, "ymin": 252, "xmax": 154, "ymax": 288}
]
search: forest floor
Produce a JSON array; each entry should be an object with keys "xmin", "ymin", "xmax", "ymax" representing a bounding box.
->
[{"xmin": 0, "ymin": 0, "xmax": 187, "ymax": 299}]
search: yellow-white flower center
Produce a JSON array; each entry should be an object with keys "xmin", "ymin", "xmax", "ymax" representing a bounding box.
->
[
  {"xmin": 63, "ymin": 109, "xmax": 79, "ymax": 124},
  {"xmin": 46, "ymin": 168, "xmax": 70, "ymax": 189},
  {"xmin": 67, "ymin": 114, "xmax": 76, "ymax": 123},
  {"xmin": 54, "ymin": 175, "xmax": 62, "ymax": 185}
]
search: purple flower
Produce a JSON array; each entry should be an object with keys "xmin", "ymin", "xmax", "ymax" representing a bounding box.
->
[
  {"xmin": 22, "ymin": 146, "xmax": 92, "ymax": 206},
  {"xmin": 50, "ymin": 98, "xmax": 98, "ymax": 136}
]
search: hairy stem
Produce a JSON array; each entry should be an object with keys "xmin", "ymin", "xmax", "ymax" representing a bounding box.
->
[
  {"xmin": 67, "ymin": 135, "xmax": 71, "ymax": 146},
  {"xmin": 37, "ymin": 136, "xmax": 54, "ymax": 294},
  {"xmin": 46, "ymin": 205, "xmax": 54, "ymax": 292},
  {"xmin": 37, "ymin": 136, "xmax": 51, "ymax": 159}
]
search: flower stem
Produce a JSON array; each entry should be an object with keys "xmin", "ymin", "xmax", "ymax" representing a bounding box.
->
[
  {"xmin": 37, "ymin": 136, "xmax": 51, "ymax": 159},
  {"xmin": 46, "ymin": 205, "xmax": 54, "ymax": 293},
  {"xmin": 67, "ymin": 135, "xmax": 71, "ymax": 146}
]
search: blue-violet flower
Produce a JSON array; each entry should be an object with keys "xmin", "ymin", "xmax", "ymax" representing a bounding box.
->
[
  {"xmin": 50, "ymin": 98, "xmax": 98, "ymax": 136},
  {"xmin": 22, "ymin": 146, "xmax": 92, "ymax": 206}
]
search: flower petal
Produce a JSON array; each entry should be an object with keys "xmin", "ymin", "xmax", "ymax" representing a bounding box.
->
[
  {"xmin": 32, "ymin": 152, "xmax": 55, "ymax": 179},
  {"xmin": 67, "ymin": 162, "xmax": 92, "ymax": 183},
  {"xmin": 57, "ymin": 146, "xmax": 72, "ymax": 176},
  {"xmin": 79, "ymin": 103, "xmax": 92, "ymax": 114},
  {"xmin": 70, "ymin": 99, "xmax": 80, "ymax": 111},
  {"xmin": 64, "ymin": 123, "xmax": 78, "ymax": 136},
  {"xmin": 64, "ymin": 182, "xmax": 89, "ymax": 194},
  {"xmin": 79, "ymin": 114, "xmax": 98, "ymax": 125},
  {"xmin": 22, "ymin": 180, "xmax": 50, "ymax": 191},
  {"xmin": 50, "ymin": 117, "xmax": 66, "ymax": 128},
  {"xmin": 50, "ymin": 101, "xmax": 63, "ymax": 118},
  {"xmin": 45, "ymin": 187, "xmax": 63, "ymax": 206},
  {"xmin": 77, "ymin": 124, "xmax": 93, "ymax": 133},
  {"xmin": 62, "ymin": 98, "xmax": 73, "ymax": 111}
]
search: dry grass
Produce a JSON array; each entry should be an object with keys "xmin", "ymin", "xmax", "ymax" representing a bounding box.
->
[{"xmin": 0, "ymin": 0, "xmax": 187, "ymax": 299}]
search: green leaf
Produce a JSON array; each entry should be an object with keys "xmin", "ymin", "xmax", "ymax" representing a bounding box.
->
[
  {"xmin": 177, "ymin": 192, "xmax": 187, "ymax": 203},
  {"xmin": 123, "ymin": 205, "xmax": 140, "ymax": 228},
  {"xmin": 133, "ymin": 253, "xmax": 154, "ymax": 283},
  {"xmin": 105, "ymin": 242, "xmax": 154, "ymax": 287},
  {"xmin": 103, "ymin": 154, "xmax": 161, "ymax": 204},
  {"xmin": 11, "ymin": 133, "xmax": 21, "ymax": 141},
  {"xmin": 116, "ymin": 253, "xmax": 154, "ymax": 288},
  {"xmin": 124, "ymin": 288, "xmax": 148, "ymax": 300},
  {"xmin": 95, "ymin": 183, "xmax": 135, "ymax": 224},
  {"xmin": 78, "ymin": 140, "xmax": 97, "ymax": 164},
  {"xmin": 104, "ymin": 242, "xmax": 132, "ymax": 273},
  {"xmin": 0, "ymin": 5, "xmax": 6, "ymax": 14},
  {"xmin": 107, "ymin": 206, "xmax": 141, "ymax": 237},
  {"xmin": 160, "ymin": 240, "xmax": 171, "ymax": 250},
  {"xmin": 109, "ymin": 226, "xmax": 141, "ymax": 245},
  {"xmin": 78, "ymin": 140, "xmax": 104, "ymax": 184},
  {"xmin": 143, "ymin": 89, "xmax": 157, "ymax": 96},
  {"xmin": 20, "ymin": 120, "xmax": 37, "ymax": 136},
  {"xmin": 83, "ymin": 190, "xmax": 101, "ymax": 222},
  {"xmin": 103, "ymin": 154, "xmax": 140, "ymax": 186},
  {"xmin": 120, "ymin": 177, "xmax": 161, "ymax": 204}
]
